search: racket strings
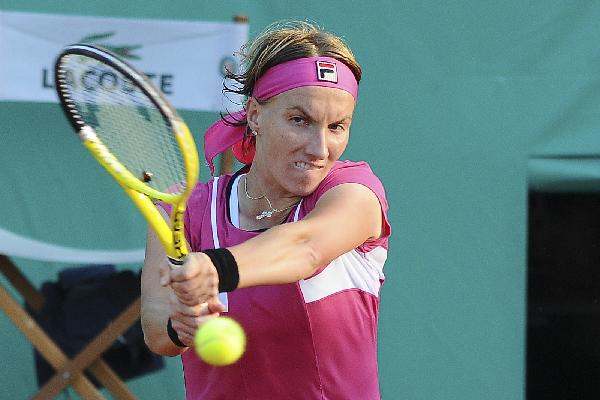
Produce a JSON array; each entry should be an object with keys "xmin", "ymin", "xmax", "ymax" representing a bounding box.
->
[{"xmin": 57, "ymin": 55, "xmax": 187, "ymax": 195}]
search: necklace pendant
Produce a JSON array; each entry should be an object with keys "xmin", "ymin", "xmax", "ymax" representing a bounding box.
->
[{"xmin": 256, "ymin": 210, "xmax": 274, "ymax": 220}]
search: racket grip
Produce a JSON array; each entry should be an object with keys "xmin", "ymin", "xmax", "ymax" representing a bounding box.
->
[{"xmin": 167, "ymin": 256, "xmax": 184, "ymax": 269}]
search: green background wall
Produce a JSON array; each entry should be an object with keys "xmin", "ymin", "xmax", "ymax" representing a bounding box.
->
[{"xmin": 2, "ymin": 1, "xmax": 599, "ymax": 399}]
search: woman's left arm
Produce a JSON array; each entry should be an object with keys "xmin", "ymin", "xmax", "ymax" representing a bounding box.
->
[
  {"xmin": 232, "ymin": 182, "xmax": 383, "ymax": 287},
  {"xmin": 169, "ymin": 182, "xmax": 383, "ymax": 302}
]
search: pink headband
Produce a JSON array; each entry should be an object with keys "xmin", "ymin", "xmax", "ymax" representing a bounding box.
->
[{"xmin": 203, "ymin": 56, "xmax": 359, "ymax": 174}]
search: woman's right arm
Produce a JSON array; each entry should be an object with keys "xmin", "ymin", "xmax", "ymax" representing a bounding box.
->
[
  {"xmin": 140, "ymin": 228, "xmax": 187, "ymax": 356},
  {"xmin": 141, "ymin": 225, "xmax": 225, "ymax": 355}
]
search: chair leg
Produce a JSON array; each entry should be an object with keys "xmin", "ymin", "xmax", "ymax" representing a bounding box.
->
[
  {"xmin": 0, "ymin": 283, "xmax": 104, "ymax": 400},
  {"xmin": 0, "ymin": 256, "xmax": 139, "ymax": 400},
  {"xmin": 35, "ymin": 298, "xmax": 141, "ymax": 400}
]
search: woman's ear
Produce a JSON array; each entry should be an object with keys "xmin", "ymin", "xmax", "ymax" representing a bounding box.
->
[{"xmin": 246, "ymin": 97, "xmax": 260, "ymax": 132}]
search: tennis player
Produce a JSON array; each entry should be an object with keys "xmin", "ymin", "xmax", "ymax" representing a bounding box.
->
[{"xmin": 141, "ymin": 21, "xmax": 391, "ymax": 399}]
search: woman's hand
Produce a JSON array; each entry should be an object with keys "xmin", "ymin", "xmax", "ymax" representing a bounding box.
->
[
  {"xmin": 168, "ymin": 294, "xmax": 225, "ymax": 347},
  {"xmin": 158, "ymin": 251, "xmax": 226, "ymax": 345},
  {"xmin": 160, "ymin": 252, "xmax": 223, "ymax": 307}
]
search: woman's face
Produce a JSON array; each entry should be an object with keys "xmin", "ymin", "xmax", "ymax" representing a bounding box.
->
[{"xmin": 247, "ymin": 86, "xmax": 356, "ymax": 198}]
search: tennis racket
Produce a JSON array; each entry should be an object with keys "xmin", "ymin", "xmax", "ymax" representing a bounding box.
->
[{"xmin": 54, "ymin": 43, "xmax": 199, "ymax": 266}]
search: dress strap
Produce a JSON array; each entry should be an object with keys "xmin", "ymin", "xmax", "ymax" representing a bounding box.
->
[
  {"xmin": 210, "ymin": 176, "xmax": 220, "ymax": 249},
  {"xmin": 209, "ymin": 176, "xmax": 229, "ymax": 310},
  {"xmin": 292, "ymin": 200, "xmax": 303, "ymax": 222}
]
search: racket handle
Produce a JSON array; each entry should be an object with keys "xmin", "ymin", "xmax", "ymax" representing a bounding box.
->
[{"xmin": 168, "ymin": 256, "xmax": 184, "ymax": 269}]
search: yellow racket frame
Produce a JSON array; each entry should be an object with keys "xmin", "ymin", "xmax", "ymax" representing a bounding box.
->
[{"xmin": 79, "ymin": 119, "xmax": 199, "ymax": 261}]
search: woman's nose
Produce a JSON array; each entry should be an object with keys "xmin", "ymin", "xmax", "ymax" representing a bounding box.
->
[{"xmin": 305, "ymin": 127, "xmax": 329, "ymax": 159}]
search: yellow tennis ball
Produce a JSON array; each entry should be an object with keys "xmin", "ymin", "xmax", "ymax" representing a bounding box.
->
[{"xmin": 194, "ymin": 317, "xmax": 246, "ymax": 366}]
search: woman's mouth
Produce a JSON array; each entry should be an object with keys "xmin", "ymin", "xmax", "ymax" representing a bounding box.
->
[{"xmin": 294, "ymin": 161, "xmax": 322, "ymax": 170}]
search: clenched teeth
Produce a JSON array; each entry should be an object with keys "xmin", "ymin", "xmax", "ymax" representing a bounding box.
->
[{"xmin": 295, "ymin": 161, "xmax": 321, "ymax": 170}]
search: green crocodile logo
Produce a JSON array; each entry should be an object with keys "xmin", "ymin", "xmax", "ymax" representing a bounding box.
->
[{"xmin": 79, "ymin": 32, "xmax": 141, "ymax": 60}]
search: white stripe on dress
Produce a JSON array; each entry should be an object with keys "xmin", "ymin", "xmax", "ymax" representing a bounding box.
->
[
  {"xmin": 292, "ymin": 200, "xmax": 386, "ymax": 303},
  {"xmin": 229, "ymin": 174, "xmax": 243, "ymax": 228},
  {"xmin": 293, "ymin": 200, "xmax": 302, "ymax": 222},
  {"xmin": 210, "ymin": 176, "xmax": 228, "ymax": 310},
  {"xmin": 299, "ymin": 246, "xmax": 387, "ymax": 303},
  {"xmin": 210, "ymin": 177, "xmax": 220, "ymax": 249}
]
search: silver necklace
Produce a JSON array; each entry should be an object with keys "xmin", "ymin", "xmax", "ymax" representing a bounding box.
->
[{"xmin": 243, "ymin": 175, "xmax": 299, "ymax": 220}]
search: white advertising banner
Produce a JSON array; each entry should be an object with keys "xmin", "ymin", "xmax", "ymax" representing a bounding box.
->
[{"xmin": 0, "ymin": 10, "xmax": 248, "ymax": 111}]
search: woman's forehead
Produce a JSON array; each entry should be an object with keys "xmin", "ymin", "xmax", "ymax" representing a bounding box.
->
[{"xmin": 268, "ymin": 86, "xmax": 355, "ymax": 112}]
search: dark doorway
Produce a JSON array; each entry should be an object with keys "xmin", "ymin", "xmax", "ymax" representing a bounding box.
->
[{"xmin": 527, "ymin": 191, "xmax": 600, "ymax": 399}]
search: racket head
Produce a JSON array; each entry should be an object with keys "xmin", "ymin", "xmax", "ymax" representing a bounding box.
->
[
  {"xmin": 54, "ymin": 44, "xmax": 199, "ymax": 259},
  {"xmin": 54, "ymin": 43, "xmax": 199, "ymax": 203}
]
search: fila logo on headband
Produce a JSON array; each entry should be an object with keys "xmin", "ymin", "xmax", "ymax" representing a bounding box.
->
[{"xmin": 316, "ymin": 60, "xmax": 338, "ymax": 83}]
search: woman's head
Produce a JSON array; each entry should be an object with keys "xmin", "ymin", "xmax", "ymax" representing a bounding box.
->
[
  {"xmin": 205, "ymin": 21, "xmax": 361, "ymax": 197},
  {"xmin": 230, "ymin": 22, "xmax": 361, "ymax": 197}
]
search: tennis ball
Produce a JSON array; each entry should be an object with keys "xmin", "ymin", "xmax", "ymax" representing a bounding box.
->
[{"xmin": 194, "ymin": 317, "xmax": 246, "ymax": 366}]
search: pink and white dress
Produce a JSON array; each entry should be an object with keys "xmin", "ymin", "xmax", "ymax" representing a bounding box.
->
[{"xmin": 174, "ymin": 160, "xmax": 391, "ymax": 400}]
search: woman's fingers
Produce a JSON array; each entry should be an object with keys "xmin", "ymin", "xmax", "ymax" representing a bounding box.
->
[
  {"xmin": 208, "ymin": 296, "xmax": 226, "ymax": 313},
  {"xmin": 170, "ymin": 308, "xmax": 221, "ymax": 347},
  {"xmin": 169, "ymin": 252, "xmax": 220, "ymax": 305}
]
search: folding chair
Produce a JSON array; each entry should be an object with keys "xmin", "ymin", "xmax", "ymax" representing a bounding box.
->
[{"xmin": 0, "ymin": 255, "xmax": 139, "ymax": 399}]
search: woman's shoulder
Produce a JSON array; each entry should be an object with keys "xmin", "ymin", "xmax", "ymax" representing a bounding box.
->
[
  {"xmin": 301, "ymin": 160, "xmax": 391, "ymax": 250},
  {"xmin": 184, "ymin": 174, "xmax": 237, "ymax": 246},
  {"xmin": 188, "ymin": 179, "xmax": 211, "ymax": 203},
  {"xmin": 300, "ymin": 159, "xmax": 388, "ymax": 215},
  {"xmin": 189, "ymin": 174, "xmax": 236, "ymax": 201},
  {"xmin": 329, "ymin": 159, "xmax": 375, "ymax": 173},
  {"xmin": 312, "ymin": 160, "xmax": 386, "ymax": 199}
]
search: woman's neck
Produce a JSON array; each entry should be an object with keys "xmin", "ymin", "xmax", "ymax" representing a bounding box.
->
[{"xmin": 236, "ymin": 170, "xmax": 300, "ymax": 230}]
